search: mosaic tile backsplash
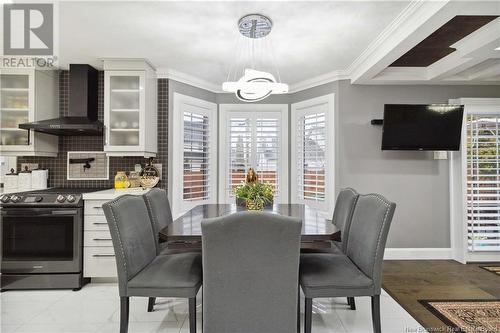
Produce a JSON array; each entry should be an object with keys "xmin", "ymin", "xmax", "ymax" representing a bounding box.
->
[{"xmin": 17, "ymin": 71, "xmax": 168, "ymax": 189}]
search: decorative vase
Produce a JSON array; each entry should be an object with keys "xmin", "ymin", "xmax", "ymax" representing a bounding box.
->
[{"xmin": 246, "ymin": 199, "xmax": 264, "ymax": 211}]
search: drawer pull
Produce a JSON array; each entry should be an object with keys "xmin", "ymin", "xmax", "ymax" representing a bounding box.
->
[
  {"xmin": 93, "ymin": 238, "xmax": 112, "ymax": 241},
  {"xmin": 92, "ymin": 254, "xmax": 115, "ymax": 258},
  {"xmin": 92, "ymin": 222, "xmax": 108, "ymax": 225},
  {"xmin": 92, "ymin": 206, "xmax": 103, "ymax": 209}
]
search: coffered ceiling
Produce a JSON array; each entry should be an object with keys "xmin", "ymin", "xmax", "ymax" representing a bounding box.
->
[{"xmin": 55, "ymin": 1, "xmax": 500, "ymax": 92}]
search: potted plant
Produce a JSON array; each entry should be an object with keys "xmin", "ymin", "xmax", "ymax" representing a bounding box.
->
[{"xmin": 234, "ymin": 181, "xmax": 274, "ymax": 210}]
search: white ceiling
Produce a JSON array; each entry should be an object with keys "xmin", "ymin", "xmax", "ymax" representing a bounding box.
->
[
  {"xmin": 58, "ymin": 1, "xmax": 500, "ymax": 91},
  {"xmin": 58, "ymin": 1, "xmax": 410, "ymax": 88}
]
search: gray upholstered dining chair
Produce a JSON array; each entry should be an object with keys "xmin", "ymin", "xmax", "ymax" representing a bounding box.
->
[
  {"xmin": 302, "ymin": 188, "xmax": 360, "ymax": 309},
  {"xmin": 331, "ymin": 188, "xmax": 359, "ymax": 254},
  {"xmin": 332, "ymin": 188, "xmax": 359, "ymax": 310},
  {"xmin": 299, "ymin": 193, "xmax": 396, "ymax": 333},
  {"xmin": 143, "ymin": 188, "xmax": 173, "ymax": 254},
  {"xmin": 143, "ymin": 188, "xmax": 173, "ymax": 312},
  {"xmin": 201, "ymin": 211, "xmax": 302, "ymax": 333},
  {"xmin": 102, "ymin": 195, "xmax": 202, "ymax": 333}
]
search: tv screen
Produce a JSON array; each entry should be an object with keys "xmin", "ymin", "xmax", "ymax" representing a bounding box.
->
[{"xmin": 381, "ymin": 104, "xmax": 464, "ymax": 151}]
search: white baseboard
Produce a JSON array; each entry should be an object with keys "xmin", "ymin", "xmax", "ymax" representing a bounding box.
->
[
  {"xmin": 384, "ymin": 248, "xmax": 453, "ymax": 260},
  {"xmin": 466, "ymin": 252, "xmax": 500, "ymax": 263}
]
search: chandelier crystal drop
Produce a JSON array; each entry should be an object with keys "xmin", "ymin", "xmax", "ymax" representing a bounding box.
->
[{"xmin": 222, "ymin": 14, "xmax": 288, "ymax": 102}]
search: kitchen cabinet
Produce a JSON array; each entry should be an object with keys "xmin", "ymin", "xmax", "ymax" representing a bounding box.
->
[
  {"xmin": 83, "ymin": 199, "xmax": 116, "ymax": 278},
  {"xmin": 0, "ymin": 68, "xmax": 58, "ymax": 157},
  {"xmin": 82, "ymin": 188, "xmax": 150, "ymax": 278},
  {"xmin": 103, "ymin": 59, "xmax": 157, "ymax": 157}
]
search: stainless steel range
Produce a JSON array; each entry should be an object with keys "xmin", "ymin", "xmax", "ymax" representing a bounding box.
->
[{"xmin": 0, "ymin": 188, "xmax": 101, "ymax": 291}]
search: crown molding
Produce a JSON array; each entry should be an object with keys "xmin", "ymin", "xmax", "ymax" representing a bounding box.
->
[
  {"xmin": 288, "ymin": 70, "xmax": 349, "ymax": 93},
  {"xmin": 157, "ymin": 68, "xmax": 222, "ymax": 93}
]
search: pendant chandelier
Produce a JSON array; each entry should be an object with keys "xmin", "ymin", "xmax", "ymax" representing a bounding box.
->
[{"xmin": 222, "ymin": 14, "xmax": 288, "ymax": 102}]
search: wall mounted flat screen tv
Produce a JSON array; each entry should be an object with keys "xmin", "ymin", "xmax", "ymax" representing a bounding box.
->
[{"xmin": 382, "ymin": 104, "xmax": 464, "ymax": 151}]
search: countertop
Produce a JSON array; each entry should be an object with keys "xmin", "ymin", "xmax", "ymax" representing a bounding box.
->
[{"xmin": 82, "ymin": 187, "xmax": 151, "ymax": 200}]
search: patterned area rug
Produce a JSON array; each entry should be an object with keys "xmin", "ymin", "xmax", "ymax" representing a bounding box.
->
[
  {"xmin": 480, "ymin": 265, "xmax": 500, "ymax": 277},
  {"xmin": 419, "ymin": 300, "xmax": 500, "ymax": 333}
]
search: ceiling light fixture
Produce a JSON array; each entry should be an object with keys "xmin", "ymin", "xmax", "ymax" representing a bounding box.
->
[{"xmin": 222, "ymin": 14, "xmax": 288, "ymax": 102}]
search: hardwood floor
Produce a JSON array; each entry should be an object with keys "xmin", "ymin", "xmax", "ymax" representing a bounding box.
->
[{"xmin": 382, "ymin": 260, "xmax": 500, "ymax": 331}]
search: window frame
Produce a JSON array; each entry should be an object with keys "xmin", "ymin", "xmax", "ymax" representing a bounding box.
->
[
  {"xmin": 172, "ymin": 93, "xmax": 218, "ymax": 218},
  {"xmin": 218, "ymin": 104, "xmax": 289, "ymax": 204},
  {"xmin": 291, "ymin": 94, "xmax": 335, "ymax": 216}
]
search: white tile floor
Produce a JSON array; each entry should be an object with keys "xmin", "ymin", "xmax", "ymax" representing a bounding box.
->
[{"xmin": 1, "ymin": 283, "xmax": 427, "ymax": 333}]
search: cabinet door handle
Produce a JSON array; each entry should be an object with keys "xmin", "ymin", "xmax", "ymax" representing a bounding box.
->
[
  {"xmin": 93, "ymin": 238, "xmax": 112, "ymax": 241},
  {"xmin": 92, "ymin": 206, "xmax": 103, "ymax": 209},
  {"xmin": 92, "ymin": 222, "xmax": 108, "ymax": 225},
  {"xmin": 92, "ymin": 254, "xmax": 115, "ymax": 258}
]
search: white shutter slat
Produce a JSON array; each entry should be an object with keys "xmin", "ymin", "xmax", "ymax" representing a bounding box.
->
[
  {"xmin": 228, "ymin": 117, "xmax": 252, "ymax": 198},
  {"xmin": 466, "ymin": 114, "xmax": 500, "ymax": 253},
  {"xmin": 183, "ymin": 112, "xmax": 211, "ymax": 201},
  {"xmin": 296, "ymin": 112, "xmax": 326, "ymax": 203},
  {"xmin": 256, "ymin": 118, "xmax": 280, "ymax": 198}
]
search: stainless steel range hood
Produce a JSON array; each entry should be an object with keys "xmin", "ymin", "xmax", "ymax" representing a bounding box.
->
[{"xmin": 19, "ymin": 64, "xmax": 103, "ymax": 136}]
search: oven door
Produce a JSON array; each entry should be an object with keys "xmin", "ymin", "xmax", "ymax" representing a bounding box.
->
[{"xmin": 1, "ymin": 207, "xmax": 82, "ymax": 274}]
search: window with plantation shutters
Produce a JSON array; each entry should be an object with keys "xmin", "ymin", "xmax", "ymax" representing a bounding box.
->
[
  {"xmin": 256, "ymin": 117, "xmax": 280, "ymax": 196},
  {"xmin": 226, "ymin": 113, "xmax": 282, "ymax": 200},
  {"xmin": 220, "ymin": 104, "xmax": 288, "ymax": 204},
  {"xmin": 291, "ymin": 94, "xmax": 335, "ymax": 215},
  {"xmin": 466, "ymin": 114, "xmax": 500, "ymax": 252},
  {"xmin": 172, "ymin": 93, "xmax": 217, "ymax": 218},
  {"xmin": 229, "ymin": 117, "xmax": 252, "ymax": 195},
  {"xmin": 296, "ymin": 112, "xmax": 326, "ymax": 202},
  {"xmin": 183, "ymin": 112, "xmax": 210, "ymax": 201}
]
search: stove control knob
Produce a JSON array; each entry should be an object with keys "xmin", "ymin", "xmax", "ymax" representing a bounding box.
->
[
  {"xmin": 56, "ymin": 195, "xmax": 66, "ymax": 203},
  {"xmin": 66, "ymin": 195, "xmax": 76, "ymax": 203},
  {"xmin": 0, "ymin": 195, "xmax": 10, "ymax": 203},
  {"xmin": 10, "ymin": 195, "xmax": 20, "ymax": 203},
  {"xmin": 35, "ymin": 196, "xmax": 43, "ymax": 202}
]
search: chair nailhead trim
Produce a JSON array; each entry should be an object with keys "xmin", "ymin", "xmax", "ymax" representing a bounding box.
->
[{"xmin": 109, "ymin": 198, "xmax": 129, "ymax": 278}]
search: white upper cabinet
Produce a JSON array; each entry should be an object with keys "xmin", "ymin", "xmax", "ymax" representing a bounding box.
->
[
  {"xmin": 0, "ymin": 68, "xmax": 58, "ymax": 157},
  {"xmin": 103, "ymin": 59, "xmax": 157, "ymax": 157}
]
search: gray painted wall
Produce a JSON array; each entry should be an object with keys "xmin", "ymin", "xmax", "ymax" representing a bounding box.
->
[
  {"xmin": 169, "ymin": 78, "xmax": 500, "ymax": 248},
  {"xmin": 335, "ymin": 81, "xmax": 500, "ymax": 248}
]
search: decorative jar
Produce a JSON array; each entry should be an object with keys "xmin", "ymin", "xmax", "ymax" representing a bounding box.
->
[{"xmin": 114, "ymin": 171, "xmax": 130, "ymax": 189}]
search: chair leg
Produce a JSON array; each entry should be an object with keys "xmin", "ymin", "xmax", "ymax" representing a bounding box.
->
[
  {"xmin": 147, "ymin": 297, "xmax": 156, "ymax": 312},
  {"xmin": 297, "ymin": 287, "xmax": 301, "ymax": 333},
  {"xmin": 188, "ymin": 297, "xmax": 196, "ymax": 333},
  {"xmin": 120, "ymin": 297, "xmax": 129, "ymax": 333},
  {"xmin": 304, "ymin": 298, "xmax": 312, "ymax": 333},
  {"xmin": 348, "ymin": 297, "xmax": 356, "ymax": 310},
  {"xmin": 371, "ymin": 295, "xmax": 381, "ymax": 333}
]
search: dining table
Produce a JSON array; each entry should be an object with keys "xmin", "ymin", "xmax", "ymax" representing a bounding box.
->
[{"xmin": 159, "ymin": 203, "xmax": 340, "ymax": 249}]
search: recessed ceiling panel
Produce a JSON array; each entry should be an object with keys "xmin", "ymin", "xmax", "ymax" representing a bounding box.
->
[{"xmin": 390, "ymin": 15, "xmax": 498, "ymax": 67}]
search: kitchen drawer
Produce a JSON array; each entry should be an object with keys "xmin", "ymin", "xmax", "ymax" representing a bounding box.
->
[
  {"xmin": 84, "ymin": 200, "xmax": 108, "ymax": 215},
  {"xmin": 84, "ymin": 215, "xmax": 109, "ymax": 231},
  {"xmin": 84, "ymin": 230, "xmax": 113, "ymax": 247},
  {"xmin": 84, "ymin": 247, "xmax": 117, "ymax": 278}
]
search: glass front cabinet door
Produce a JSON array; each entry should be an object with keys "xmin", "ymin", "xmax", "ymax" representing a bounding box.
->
[
  {"xmin": 0, "ymin": 68, "xmax": 58, "ymax": 157},
  {"xmin": 103, "ymin": 60, "xmax": 157, "ymax": 157}
]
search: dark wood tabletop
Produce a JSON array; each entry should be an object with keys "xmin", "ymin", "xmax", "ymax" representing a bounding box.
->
[{"xmin": 159, "ymin": 204, "xmax": 340, "ymax": 244}]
